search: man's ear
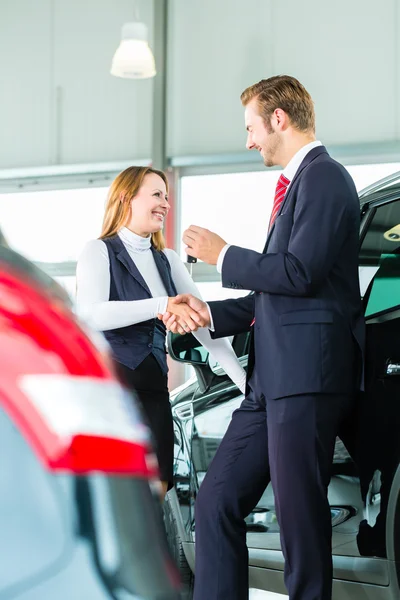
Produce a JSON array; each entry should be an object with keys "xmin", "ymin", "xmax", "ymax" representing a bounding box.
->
[{"xmin": 274, "ymin": 108, "xmax": 289, "ymax": 131}]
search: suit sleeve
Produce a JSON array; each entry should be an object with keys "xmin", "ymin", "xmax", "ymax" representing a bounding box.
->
[
  {"xmin": 208, "ymin": 293, "xmax": 254, "ymax": 339},
  {"xmin": 222, "ymin": 162, "xmax": 357, "ymax": 296}
]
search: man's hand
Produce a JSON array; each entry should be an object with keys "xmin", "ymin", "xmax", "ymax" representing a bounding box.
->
[
  {"xmin": 183, "ymin": 225, "xmax": 227, "ymax": 265},
  {"xmin": 159, "ymin": 294, "xmax": 211, "ymax": 335},
  {"xmin": 163, "ymin": 296, "xmax": 205, "ymax": 333}
]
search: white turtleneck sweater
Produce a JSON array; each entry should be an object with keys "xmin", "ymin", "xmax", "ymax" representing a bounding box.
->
[{"xmin": 76, "ymin": 227, "xmax": 246, "ymax": 393}]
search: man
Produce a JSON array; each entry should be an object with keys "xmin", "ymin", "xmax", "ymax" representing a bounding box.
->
[{"xmin": 163, "ymin": 76, "xmax": 364, "ymax": 600}]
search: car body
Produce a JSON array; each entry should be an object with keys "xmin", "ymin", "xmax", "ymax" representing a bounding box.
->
[
  {"xmin": 165, "ymin": 171, "xmax": 400, "ymax": 599},
  {"xmin": 0, "ymin": 242, "xmax": 181, "ymax": 600}
]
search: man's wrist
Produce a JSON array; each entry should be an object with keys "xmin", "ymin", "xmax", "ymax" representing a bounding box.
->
[
  {"xmin": 216, "ymin": 244, "xmax": 231, "ymax": 273},
  {"xmin": 205, "ymin": 303, "xmax": 215, "ymax": 331}
]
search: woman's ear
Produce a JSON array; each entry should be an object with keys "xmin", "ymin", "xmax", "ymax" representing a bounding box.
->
[{"xmin": 119, "ymin": 191, "xmax": 126, "ymax": 204}]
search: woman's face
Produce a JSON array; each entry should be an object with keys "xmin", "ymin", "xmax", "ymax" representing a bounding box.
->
[{"xmin": 125, "ymin": 173, "xmax": 170, "ymax": 237}]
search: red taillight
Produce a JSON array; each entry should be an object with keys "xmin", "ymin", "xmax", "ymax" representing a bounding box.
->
[
  {"xmin": 0, "ymin": 268, "xmax": 114, "ymax": 379},
  {"xmin": 10, "ymin": 374, "xmax": 158, "ymax": 478},
  {"xmin": 49, "ymin": 435, "xmax": 151, "ymax": 475},
  {"xmin": 0, "ymin": 264, "xmax": 158, "ymax": 479}
]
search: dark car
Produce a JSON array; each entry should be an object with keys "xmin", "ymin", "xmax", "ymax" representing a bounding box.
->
[
  {"xmin": 164, "ymin": 171, "xmax": 400, "ymax": 599},
  {"xmin": 0, "ymin": 240, "xmax": 181, "ymax": 600}
]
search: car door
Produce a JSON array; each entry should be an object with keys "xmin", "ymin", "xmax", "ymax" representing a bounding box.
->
[{"xmin": 356, "ymin": 195, "xmax": 400, "ymax": 591}]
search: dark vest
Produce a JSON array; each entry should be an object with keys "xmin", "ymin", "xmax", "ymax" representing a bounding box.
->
[{"xmin": 102, "ymin": 236, "xmax": 177, "ymax": 374}]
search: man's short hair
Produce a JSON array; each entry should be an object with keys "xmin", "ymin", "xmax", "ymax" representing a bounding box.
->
[{"xmin": 241, "ymin": 75, "xmax": 315, "ymax": 133}]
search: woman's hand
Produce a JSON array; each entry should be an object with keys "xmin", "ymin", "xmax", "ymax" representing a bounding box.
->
[
  {"xmin": 166, "ymin": 296, "xmax": 203, "ymax": 332},
  {"xmin": 159, "ymin": 295, "xmax": 210, "ymax": 335}
]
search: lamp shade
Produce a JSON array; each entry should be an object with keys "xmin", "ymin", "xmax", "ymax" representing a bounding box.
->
[{"xmin": 111, "ymin": 22, "xmax": 156, "ymax": 79}]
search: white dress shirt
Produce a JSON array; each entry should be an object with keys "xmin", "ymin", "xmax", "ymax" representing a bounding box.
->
[
  {"xmin": 76, "ymin": 227, "xmax": 247, "ymax": 392},
  {"xmin": 216, "ymin": 140, "xmax": 323, "ymax": 272}
]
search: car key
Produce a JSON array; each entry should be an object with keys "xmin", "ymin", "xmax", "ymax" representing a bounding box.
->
[{"xmin": 187, "ymin": 255, "xmax": 197, "ymax": 277}]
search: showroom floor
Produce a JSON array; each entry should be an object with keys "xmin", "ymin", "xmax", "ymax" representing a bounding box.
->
[{"xmin": 250, "ymin": 592, "xmax": 287, "ymax": 599}]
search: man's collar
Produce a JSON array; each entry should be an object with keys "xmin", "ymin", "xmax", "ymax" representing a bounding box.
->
[{"xmin": 282, "ymin": 140, "xmax": 323, "ymax": 183}]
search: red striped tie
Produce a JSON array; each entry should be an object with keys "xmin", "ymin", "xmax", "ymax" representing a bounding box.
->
[
  {"xmin": 268, "ymin": 173, "xmax": 290, "ymax": 231},
  {"xmin": 250, "ymin": 174, "xmax": 290, "ymax": 328}
]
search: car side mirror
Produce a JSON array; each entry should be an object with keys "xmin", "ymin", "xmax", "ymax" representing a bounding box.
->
[
  {"xmin": 167, "ymin": 332, "xmax": 214, "ymax": 393},
  {"xmin": 167, "ymin": 331, "xmax": 209, "ymax": 365}
]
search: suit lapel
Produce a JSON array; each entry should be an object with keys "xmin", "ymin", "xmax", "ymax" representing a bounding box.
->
[
  {"xmin": 262, "ymin": 146, "xmax": 328, "ymax": 253},
  {"xmin": 263, "ymin": 217, "xmax": 277, "ymax": 252}
]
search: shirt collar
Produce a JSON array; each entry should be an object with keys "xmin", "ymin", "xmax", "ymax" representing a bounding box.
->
[
  {"xmin": 282, "ymin": 140, "xmax": 323, "ymax": 184},
  {"xmin": 118, "ymin": 227, "xmax": 151, "ymax": 253}
]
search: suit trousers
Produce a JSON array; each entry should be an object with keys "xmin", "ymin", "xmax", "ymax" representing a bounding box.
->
[{"xmin": 193, "ymin": 383, "xmax": 353, "ymax": 600}]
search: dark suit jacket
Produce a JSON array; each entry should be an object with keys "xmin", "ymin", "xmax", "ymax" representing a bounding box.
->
[{"xmin": 209, "ymin": 146, "xmax": 365, "ymax": 400}]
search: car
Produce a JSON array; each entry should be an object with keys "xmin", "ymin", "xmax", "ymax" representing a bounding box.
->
[
  {"xmin": 0, "ymin": 239, "xmax": 181, "ymax": 600},
  {"xmin": 164, "ymin": 170, "xmax": 400, "ymax": 600}
]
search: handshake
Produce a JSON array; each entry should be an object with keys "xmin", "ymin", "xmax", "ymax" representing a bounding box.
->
[{"xmin": 158, "ymin": 294, "xmax": 211, "ymax": 335}]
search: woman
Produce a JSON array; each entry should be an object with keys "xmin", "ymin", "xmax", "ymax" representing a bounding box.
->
[{"xmin": 76, "ymin": 166, "xmax": 246, "ymax": 498}]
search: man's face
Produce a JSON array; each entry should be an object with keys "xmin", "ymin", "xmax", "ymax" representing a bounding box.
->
[{"xmin": 244, "ymin": 98, "xmax": 281, "ymax": 167}]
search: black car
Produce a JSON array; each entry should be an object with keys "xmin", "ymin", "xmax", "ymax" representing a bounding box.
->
[{"xmin": 164, "ymin": 171, "xmax": 400, "ymax": 600}]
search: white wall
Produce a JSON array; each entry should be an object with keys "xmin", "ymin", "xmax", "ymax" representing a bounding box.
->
[
  {"xmin": 0, "ymin": 0, "xmax": 53, "ymax": 168},
  {"xmin": 167, "ymin": 0, "xmax": 399, "ymax": 156},
  {"xmin": 0, "ymin": 0, "xmax": 154, "ymax": 169},
  {"xmin": 0, "ymin": 0, "xmax": 398, "ymax": 169}
]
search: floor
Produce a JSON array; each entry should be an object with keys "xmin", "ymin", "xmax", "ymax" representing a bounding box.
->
[{"xmin": 249, "ymin": 592, "xmax": 287, "ymax": 599}]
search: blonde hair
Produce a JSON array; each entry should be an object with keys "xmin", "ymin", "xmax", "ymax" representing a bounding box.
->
[
  {"xmin": 100, "ymin": 166, "xmax": 168, "ymax": 251},
  {"xmin": 241, "ymin": 75, "xmax": 315, "ymax": 133}
]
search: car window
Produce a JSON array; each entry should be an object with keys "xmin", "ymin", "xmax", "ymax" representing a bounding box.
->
[{"xmin": 359, "ymin": 199, "xmax": 400, "ymax": 316}]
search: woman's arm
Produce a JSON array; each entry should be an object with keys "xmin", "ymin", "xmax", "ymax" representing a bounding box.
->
[
  {"xmin": 75, "ymin": 240, "xmax": 168, "ymax": 330},
  {"xmin": 191, "ymin": 328, "xmax": 247, "ymax": 393},
  {"xmin": 165, "ymin": 249, "xmax": 247, "ymax": 393}
]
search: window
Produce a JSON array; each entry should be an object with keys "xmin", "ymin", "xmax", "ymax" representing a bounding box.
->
[
  {"xmin": 0, "ymin": 187, "xmax": 108, "ymax": 263},
  {"xmin": 0, "ymin": 186, "xmax": 108, "ymax": 301},
  {"xmin": 179, "ymin": 170, "xmax": 279, "ymax": 261},
  {"xmin": 179, "ymin": 163, "xmax": 400, "ymax": 302},
  {"xmin": 179, "ymin": 163, "xmax": 400, "ymax": 261},
  {"xmin": 346, "ymin": 162, "xmax": 400, "ymax": 192},
  {"xmin": 359, "ymin": 199, "xmax": 400, "ymax": 316}
]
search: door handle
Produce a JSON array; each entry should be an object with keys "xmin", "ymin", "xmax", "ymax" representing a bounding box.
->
[{"xmin": 386, "ymin": 362, "xmax": 400, "ymax": 376}]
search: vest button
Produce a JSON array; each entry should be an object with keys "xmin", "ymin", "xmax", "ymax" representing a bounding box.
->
[
  {"xmin": 148, "ymin": 343, "xmax": 153, "ymax": 348},
  {"xmin": 149, "ymin": 331, "xmax": 153, "ymax": 337}
]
